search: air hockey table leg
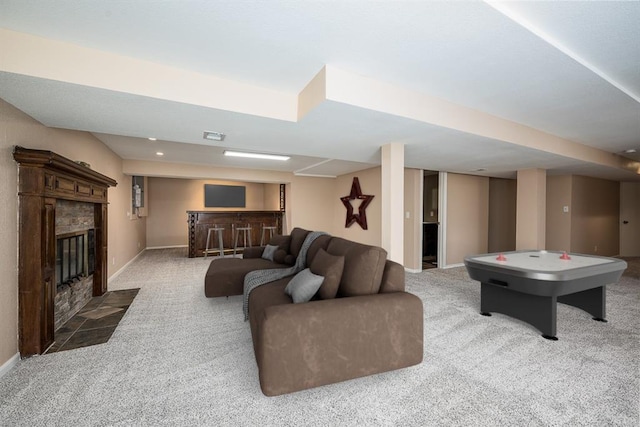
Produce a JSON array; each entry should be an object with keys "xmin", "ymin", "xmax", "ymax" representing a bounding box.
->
[
  {"xmin": 558, "ymin": 285, "xmax": 606, "ymax": 322},
  {"xmin": 480, "ymin": 282, "xmax": 558, "ymax": 340}
]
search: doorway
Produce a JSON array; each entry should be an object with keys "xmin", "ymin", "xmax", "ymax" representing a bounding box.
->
[{"xmin": 423, "ymin": 171, "xmax": 439, "ymax": 269}]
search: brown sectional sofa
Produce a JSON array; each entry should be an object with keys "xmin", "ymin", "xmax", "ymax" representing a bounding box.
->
[{"xmin": 204, "ymin": 227, "xmax": 424, "ymax": 396}]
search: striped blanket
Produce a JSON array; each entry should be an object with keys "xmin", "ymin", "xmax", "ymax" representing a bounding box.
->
[{"xmin": 242, "ymin": 231, "xmax": 328, "ymax": 320}]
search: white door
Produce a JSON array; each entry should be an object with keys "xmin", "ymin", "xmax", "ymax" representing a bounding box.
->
[{"xmin": 620, "ymin": 182, "xmax": 640, "ymax": 256}]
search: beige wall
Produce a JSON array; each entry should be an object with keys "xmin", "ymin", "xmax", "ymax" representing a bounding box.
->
[
  {"xmin": 446, "ymin": 173, "xmax": 489, "ymax": 264},
  {"xmin": 288, "ymin": 176, "xmax": 336, "ymax": 234},
  {"xmin": 620, "ymin": 182, "xmax": 640, "ymax": 256},
  {"xmin": 488, "ymin": 178, "xmax": 517, "ymax": 253},
  {"xmin": 145, "ymin": 168, "xmax": 384, "ymax": 251},
  {"xmin": 0, "ymin": 98, "xmax": 145, "ymax": 366},
  {"xmin": 516, "ymin": 168, "xmax": 546, "ymax": 250},
  {"xmin": 546, "ymin": 175, "xmax": 620, "ymax": 256},
  {"xmin": 0, "ymin": 100, "xmax": 19, "ymax": 367},
  {"xmin": 404, "ymin": 169, "xmax": 423, "ymax": 270},
  {"xmin": 546, "ymin": 175, "xmax": 572, "ymax": 252},
  {"xmin": 264, "ymin": 183, "xmax": 281, "ymax": 211},
  {"xmin": 571, "ymin": 175, "xmax": 619, "ymax": 256},
  {"xmin": 146, "ymin": 177, "xmax": 280, "ymax": 247}
]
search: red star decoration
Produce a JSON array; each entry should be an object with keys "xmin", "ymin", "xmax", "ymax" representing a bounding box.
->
[{"xmin": 340, "ymin": 177, "xmax": 374, "ymax": 230}]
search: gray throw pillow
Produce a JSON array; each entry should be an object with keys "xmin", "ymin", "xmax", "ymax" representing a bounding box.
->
[
  {"xmin": 284, "ymin": 268, "xmax": 324, "ymax": 303},
  {"xmin": 261, "ymin": 244, "xmax": 278, "ymax": 261}
]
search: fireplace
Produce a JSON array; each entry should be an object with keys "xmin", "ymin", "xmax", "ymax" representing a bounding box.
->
[
  {"xmin": 14, "ymin": 146, "xmax": 117, "ymax": 356},
  {"xmin": 55, "ymin": 230, "xmax": 95, "ymax": 288}
]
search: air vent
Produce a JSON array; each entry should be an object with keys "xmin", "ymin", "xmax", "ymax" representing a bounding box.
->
[{"xmin": 203, "ymin": 131, "xmax": 225, "ymax": 141}]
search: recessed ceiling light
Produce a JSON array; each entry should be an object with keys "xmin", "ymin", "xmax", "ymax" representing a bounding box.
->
[
  {"xmin": 148, "ymin": 137, "xmax": 157, "ymax": 141},
  {"xmin": 624, "ymin": 149, "xmax": 637, "ymax": 154},
  {"xmin": 156, "ymin": 152, "xmax": 164, "ymax": 156},
  {"xmin": 224, "ymin": 150, "xmax": 290, "ymax": 161},
  {"xmin": 203, "ymin": 131, "xmax": 226, "ymax": 141}
]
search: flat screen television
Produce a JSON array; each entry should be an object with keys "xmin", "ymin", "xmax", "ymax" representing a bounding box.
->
[{"xmin": 204, "ymin": 184, "xmax": 246, "ymax": 208}]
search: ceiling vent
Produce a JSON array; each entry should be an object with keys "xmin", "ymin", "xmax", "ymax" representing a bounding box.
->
[{"xmin": 203, "ymin": 131, "xmax": 225, "ymax": 142}]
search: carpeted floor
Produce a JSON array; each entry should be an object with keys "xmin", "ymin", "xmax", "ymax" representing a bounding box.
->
[{"xmin": 0, "ymin": 249, "xmax": 637, "ymax": 426}]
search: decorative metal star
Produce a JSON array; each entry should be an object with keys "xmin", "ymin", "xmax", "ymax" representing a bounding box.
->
[{"xmin": 340, "ymin": 177, "xmax": 374, "ymax": 230}]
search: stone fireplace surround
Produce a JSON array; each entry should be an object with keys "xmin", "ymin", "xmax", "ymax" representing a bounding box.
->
[
  {"xmin": 54, "ymin": 200, "xmax": 95, "ymax": 330},
  {"xmin": 13, "ymin": 146, "xmax": 117, "ymax": 357}
]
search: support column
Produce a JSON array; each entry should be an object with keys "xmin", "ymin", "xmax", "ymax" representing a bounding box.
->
[
  {"xmin": 381, "ymin": 143, "xmax": 404, "ymax": 263},
  {"xmin": 516, "ymin": 168, "xmax": 546, "ymax": 250}
]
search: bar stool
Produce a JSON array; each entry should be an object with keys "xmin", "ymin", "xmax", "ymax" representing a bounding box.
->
[
  {"xmin": 204, "ymin": 227, "xmax": 225, "ymax": 258},
  {"xmin": 233, "ymin": 223, "xmax": 252, "ymax": 256},
  {"xmin": 260, "ymin": 223, "xmax": 278, "ymax": 246}
]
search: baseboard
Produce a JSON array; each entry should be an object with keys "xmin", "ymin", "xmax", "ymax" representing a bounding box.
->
[
  {"xmin": 405, "ymin": 267, "xmax": 422, "ymax": 274},
  {"xmin": 145, "ymin": 245, "xmax": 188, "ymax": 250},
  {"xmin": 108, "ymin": 249, "xmax": 146, "ymax": 284},
  {"xmin": 0, "ymin": 353, "xmax": 20, "ymax": 379},
  {"xmin": 442, "ymin": 263, "xmax": 464, "ymax": 269}
]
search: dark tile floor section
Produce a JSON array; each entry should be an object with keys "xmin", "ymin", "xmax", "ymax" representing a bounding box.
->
[{"xmin": 46, "ymin": 288, "xmax": 139, "ymax": 353}]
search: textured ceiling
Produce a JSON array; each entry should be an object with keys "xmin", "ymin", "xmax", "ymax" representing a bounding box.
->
[{"xmin": 0, "ymin": 0, "xmax": 638, "ymax": 181}]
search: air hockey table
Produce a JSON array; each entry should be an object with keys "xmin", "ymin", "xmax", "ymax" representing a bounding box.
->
[{"xmin": 464, "ymin": 250, "xmax": 627, "ymax": 340}]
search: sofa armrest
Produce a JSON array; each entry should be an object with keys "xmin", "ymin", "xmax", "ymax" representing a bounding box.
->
[
  {"xmin": 243, "ymin": 246, "xmax": 265, "ymax": 259},
  {"xmin": 257, "ymin": 292, "xmax": 423, "ymax": 396}
]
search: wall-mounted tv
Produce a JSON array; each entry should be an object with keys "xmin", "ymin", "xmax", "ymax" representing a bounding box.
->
[{"xmin": 204, "ymin": 184, "xmax": 246, "ymax": 208}]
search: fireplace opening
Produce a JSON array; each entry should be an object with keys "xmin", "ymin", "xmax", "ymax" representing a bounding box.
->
[{"xmin": 55, "ymin": 229, "xmax": 96, "ymax": 287}]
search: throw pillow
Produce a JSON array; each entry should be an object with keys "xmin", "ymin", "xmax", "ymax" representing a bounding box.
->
[
  {"xmin": 273, "ymin": 248, "xmax": 287, "ymax": 264},
  {"xmin": 261, "ymin": 244, "xmax": 278, "ymax": 261},
  {"xmin": 289, "ymin": 228, "xmax": 310, "ymax": 259},
  {"xmin": 269, "ymin": 234, "xmax": 291, "ymax": 253},
  {"xmin": 284, "ymin": 268, "xmax": 324, "ymax": 303},
  {"xmin": 310, "ymin": 248, "xmax": 345, "ymax": 300}
]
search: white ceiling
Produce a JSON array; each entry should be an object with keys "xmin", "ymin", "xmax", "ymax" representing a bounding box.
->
[{"xmin": 0, "ymin": 0, "xmax": 638, "ymax": 181}]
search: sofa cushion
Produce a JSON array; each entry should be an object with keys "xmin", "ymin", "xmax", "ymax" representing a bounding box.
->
[
  {"xmin": 204, "ymin": 258, "xmax": 286, "ymax": 297},
  {"xmin": 305, "ymin": 234, "xmax": 332, "ymax": 266},
  {"xmin": 261, "ymin": 244, "xmax": 278, "ymax": 261},
  {"xmin": 284, "ymin": 268, "xmax": 324, "ymax": 303},
  {"xmin": 273, "ymin": 249, "xmax": 288, "ymax": 264},
  {"xmin": 310, "ymin": 248, "xmax": 344, "ymax": 300},
  {"xmin": 289, "ymin": 228, "xmax": 310, "ymax": 259},
  {"xmin": 269, "ymin": 235, "xmax": 291, "ymax": 253},
  {"xmin": 326, "ymin": 237, "xmax": 387, "ymax": 296},
  {"xmin": 379, "ymin": 260, "xmax": 405, "ymax": 293},
  {"xmin": 242, "ymin": 246, "xmax": 265, "ymax": 259}
]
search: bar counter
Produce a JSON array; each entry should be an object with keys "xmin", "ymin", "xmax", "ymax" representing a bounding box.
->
[{"xmin": 187, "ymin": 210, "xmax": 284, "ymax": 257}]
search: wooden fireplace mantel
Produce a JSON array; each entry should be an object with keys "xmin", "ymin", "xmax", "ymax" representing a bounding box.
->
[{"xmin": 13, "ymin": 146, "xmax": 117, "ymax": 357}]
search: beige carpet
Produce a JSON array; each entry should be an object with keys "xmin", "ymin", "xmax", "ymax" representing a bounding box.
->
[{"xmin": 0, "ymin": 248, "xmax": 637, "ymax": 426}]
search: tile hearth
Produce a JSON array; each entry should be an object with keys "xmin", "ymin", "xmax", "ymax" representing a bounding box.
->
[{"xmin": 45, "ymin": 288, "xmax": 139, "ymax": 354}]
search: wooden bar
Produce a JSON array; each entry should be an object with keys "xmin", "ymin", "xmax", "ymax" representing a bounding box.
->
[{"xmin": 187, "ymin": 210, "xmax": 283, "ymax": 258}]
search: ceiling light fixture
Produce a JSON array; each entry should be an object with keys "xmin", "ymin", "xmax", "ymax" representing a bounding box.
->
[
  {"xmin": 203, "ymin": 131, "xmax": 226, "ymax": 141},
  {"xmin": 623, "ymin": 149, "xmax": 637, "ymax": 154},
  {"xmin": 148, "ymin": 137, "xmax": 157, "ymax": 141},
  {"xmin": 224, "ymin": 150, "xmax": 290, "ymax": 161},
  {"xmin": 156, "ymin": 152, "xmax": 164, "ymax": 156}
]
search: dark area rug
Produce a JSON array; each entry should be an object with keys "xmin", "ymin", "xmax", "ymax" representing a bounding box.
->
[{"xmin": 45, "ymin": 288, "xmax": 139, "ymax": 353}]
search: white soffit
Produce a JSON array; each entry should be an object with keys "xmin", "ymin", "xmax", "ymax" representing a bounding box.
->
[{"xmin": 0, "ymin": 1, "xmax": 638, "ymax": 181}]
